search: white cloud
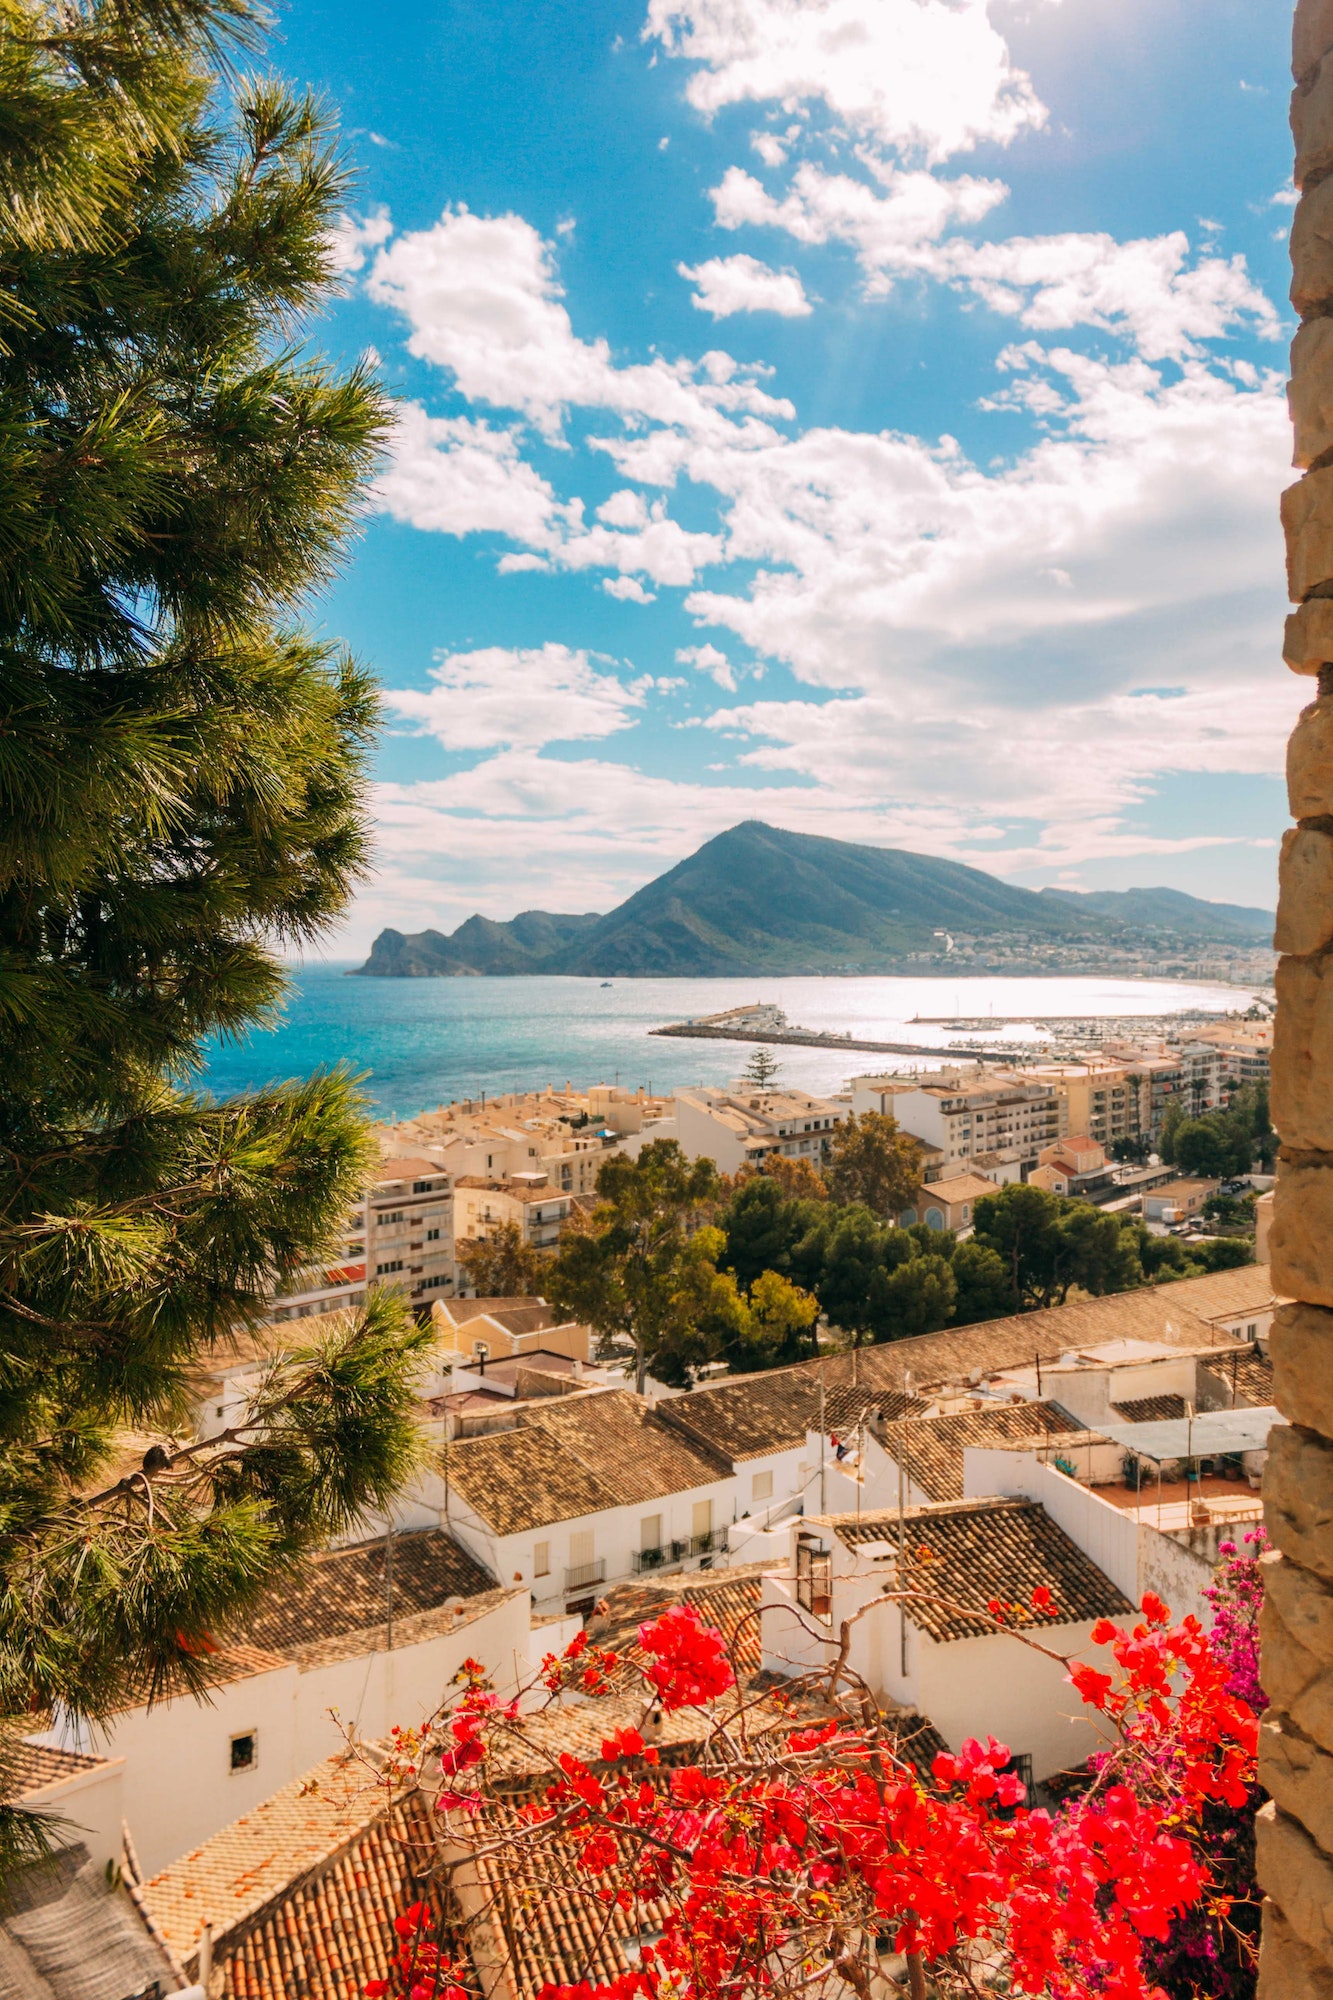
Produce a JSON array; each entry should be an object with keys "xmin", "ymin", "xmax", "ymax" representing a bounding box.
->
[
  {"xmin": 373, "ymin": 404, "xmax": 574, "ymax": 544},
  {"xmin": 383, "ymin": 644, "xmax": 646, "ymax": 752},
  {"xmin": 710, "ymin": 160, "xmax": 1007, "ymax": 295},
  {"xmin": 680, "ymin": 251, "xmax": 813, "ymax": 316},
  {"xmin": 677, "ymin": 641, "xmax": 738, "ymax": 689},
  {"xmin": 326, "ymin": 207, "xmax": 393, "ymax": 277},
  {"xmin": 603, "ymin": 575, "xmax": 658, "ymax": 601},
  {"xmin": 714, "ymin": 165, "xmax": 1279, "ymax": 357},
  {"xmin": 365, "ymin": 205, "xmax": 793, "ymax": 438},
  {"xmin": 645, "ymin": 0, "xmax": 1052, "ymax": 164}
]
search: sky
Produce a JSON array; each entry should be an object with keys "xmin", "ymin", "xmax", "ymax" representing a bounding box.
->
[{"xmin": 271, "ymin": 0, "xmax": 1299, "ymax": 952}]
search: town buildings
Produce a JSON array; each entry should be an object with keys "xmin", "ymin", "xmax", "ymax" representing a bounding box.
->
[
  {"xmin": 673, "ymin": 1084, "xmax": 847, "ymax": 1175},
  {"xmin": 864, "ymin": 1071, "xmax": 1060, "ymax": 1179}
]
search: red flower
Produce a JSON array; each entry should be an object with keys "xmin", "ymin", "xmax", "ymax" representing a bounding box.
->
[{"xmin": 638, "ymin": 1604, "xmax": 735, "ymax": 1709}]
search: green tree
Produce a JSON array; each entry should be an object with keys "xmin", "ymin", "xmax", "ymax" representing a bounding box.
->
[
  {"xmin": 825, "ymin": 1111, "xmax": 924, "ymax": 1217},
  {"xmin": 716, "ymin": 1268, "xmax": 821, "ymax": 1374},
  {"xmin": 948, "ymin": 1238, "xmax": 1014, "ymax": 1326},
  {"xmin": 972, "ymin": 1184, "xmax": 1144, "ymax": 1313},
  {"xmin": 741, "ymin": 1046, "xmax": 782, "ymax": 1089},
  {"xmin": 1159, "ymin": 1098, "xmax": 1185, "ymax": 1164},
  {"xmin": 545, "ymin": 1141, "xmax": 721, "ymax": 1390},
  {"xmin": 456, "ymin": 1222, "xmax": 551, "ymax": 1298},
  {"xmin": 1173, "ymin": 1115, "xmax": 1253, "ymax": 1180},
  {"xmin": 0, "ymin": 0, "xmax": 425, "ymax": 1860},
  {"xmin": 719, "ymin": 1174, "xmax": 823, "ymax": 1290}
]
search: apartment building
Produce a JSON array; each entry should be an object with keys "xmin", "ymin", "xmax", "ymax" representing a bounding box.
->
[
  {"xmin": 453, "ymin": 1174, "xmax": 574, "ymax": 1257},
  {"xmin": 885, "ymin": 1070, "xmax": 1059, "ymax": 1177},
  {"xmin": 386, "ymin": 1084, "xmax": 668, "ymax": 1197},
  {"xmin": 267, "ymin": 1153, "xmax": 455, "ymax": 1321},
  {"xmin": 1191, "ymin": 1021, "xmax": 1273, "ymax": 1085},
  {"xmin": 1013, "ymin": 1060, "xmax": 1140, "ymax": 1150},
  {"xmin": 1120, "ymin": 1042, "xmax": 1225, "ymax": 1136},
  {"xmin": 674, "ymin": 1084, "xmax": 847, "ymax": 1175}
]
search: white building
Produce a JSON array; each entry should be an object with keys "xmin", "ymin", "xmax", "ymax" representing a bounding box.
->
[
  {"xmin": 267, "ymin": 1152, "xmax": 455, "ymax": 1321},
  {"xmin": 761, "ymin": 1496, "xmax": 1133, "ymax": 1784},
  {"xmin": 29, "ymin": 1530, "xmax": 530, "ymax": 1878},
  {"xmin": 443, "ymin": 1387, "xmax": 738, "ymax": 1616},
  {"xmin": 674, "ymin": 1085, "xmax": 847, "ymax": 1175},
  {"xmin": 883, "ymin": 1071, "xmax": 1060, "ymax": 1178}
]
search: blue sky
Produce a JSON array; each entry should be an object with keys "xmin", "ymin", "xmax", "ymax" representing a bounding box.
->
[{"xmin": 275, "ymin": 0, "xmax": 1298, "ymax": 950}]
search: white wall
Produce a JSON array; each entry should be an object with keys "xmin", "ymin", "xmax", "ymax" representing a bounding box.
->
[
  {"xmin": 447, "ymin": 1474, "xmax": 741, "ymax": 1616},
  {"xmin": 39, "ymin": 1593, "xmax": 532, "ymax": 1879},
  {"xmin": 673, "ymin": 1096, "xmax": 747, "ymax": 1174},
  {"xmin": 19, "ymin": 1755, "xmax": 126, "ymax": 1872}
]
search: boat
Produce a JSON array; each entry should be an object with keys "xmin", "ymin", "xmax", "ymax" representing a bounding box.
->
[{"xmin": 600, "ymin": 980, "xmax": 612, "ymax": 987}]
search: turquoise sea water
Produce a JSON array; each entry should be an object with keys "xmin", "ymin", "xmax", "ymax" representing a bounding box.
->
[{"xmin": 198, "ymin": 968, "xmax": 1259, "ymax": 1121}]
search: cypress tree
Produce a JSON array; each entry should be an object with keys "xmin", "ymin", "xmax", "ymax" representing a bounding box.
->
[{"xmin": 0, "ymin": 0, "xmax": 425, "ymax": 1863}]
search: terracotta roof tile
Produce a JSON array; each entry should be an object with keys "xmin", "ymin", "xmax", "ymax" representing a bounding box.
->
[
  {"xmin": 1114, "ymin": 1393, "xmax": 1187, "ymax": 1424},
  {"xmin": 445, "ymin": 1423, "xmax": 620, "ymax": 1536},
  {"xmin": 241, "ymin": 1531, "xmax": 495, "ymax": 1662},
  {"xmin": 1160, "ymin": 1264, "xmax": 1277, "ymax": 1322},
  {"xmin": 10, "ymin": 1742, "xmax": 107, "ymax": 1794},
  {"xmin": 828, "ymin": 1497, "xmax": 1132, "ymax": 1643},
  {"xmin": 586, "ymin": 1566, "xmax": 768, "ymax": 1677},
  {"xmin": 1200, "ymin": 1347, "xmax": 1274, "ymax": 1406},
  {"xmin": 657, "ymin": 1365, "xmax": 925, "ymax": 1463},
  {"xmin": 141, "ymin": 1752, "xmax": 400, "ymax": 1965},
  {"xmin": 890, "ymin": 1401, "xmax": 1087, "ymax": 1502}
]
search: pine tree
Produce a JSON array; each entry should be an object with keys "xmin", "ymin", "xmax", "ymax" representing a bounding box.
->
[{"xmin": 0, "ymin": 0, "xmax": 426, "ymax": 1862}]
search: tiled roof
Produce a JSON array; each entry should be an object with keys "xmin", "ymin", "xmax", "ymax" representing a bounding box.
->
[
  {"xmin": 444, "ymin": 1390, "xmax": 732, "ymax": 1541},
  {"xmin": 10, "ymin": 1742, "xmax": 106, "ymax": 1795},
  {"xmin": 240, "ymin": 1530, "xmax": 495, "ymax": 1663},
  {"xmin": 658, "ymin": 1363, "xmax": 925, "ymax": 1463},
  {"xmin": 585, "ymin": 1565, "xmax": 768, "ymax": 1676},
  {"xmin": 920, "ymin": 1174, "xmax": 999, "ymax": 1205},
  {"xmin": 828, "ymin": 1497, "xmax": 1132, "ymax": 1643},
  {"xmin": 890, "ymin": 1401, "xmax": 1087, "ymax": 1502},
  {"xmin": 2, "ymin": 1845, "xmax": 178, "ymax": 2000},
  {"xmin": 217, "ymin": 1793, "xmax": 453, "ymax": 2000},
  {"xmin": 519, "ymin": 1391, "xmax": 731, "ymax": 1501},
  {"xmin": 1201, "ymin": 1346, "xmax": 1275, "ymax": 1406},
  {"xmin": 141, "ymin": 1751, "xmax": 400, "ymax": 1963},
  {"xmin": 1156, "ymin": 1263, "xmax": 1277, "ymax": 1323},
  {"xmin": 870, "ymin": 1287, "xmax": 1223, "ymax": 1391},
  {"xmin": 445, "ymin": 1421, "xmax": 621, "ymax": 1535},
  {"xmin": 1114, "ymin": 1393, "xmax": 1187, "ymax": 1424}
]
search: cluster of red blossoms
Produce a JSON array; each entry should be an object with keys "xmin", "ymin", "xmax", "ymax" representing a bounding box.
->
[{"xmin": 366, "ymin": 1590, "xmax": 1257, "ymax": 2000}]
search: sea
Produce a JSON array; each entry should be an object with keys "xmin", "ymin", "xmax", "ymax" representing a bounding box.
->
[{"xmin": 197, "ymin": 967, "xmax": 1261, "ymax": 1122}]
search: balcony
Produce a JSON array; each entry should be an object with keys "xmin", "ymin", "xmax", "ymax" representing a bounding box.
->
[
  {"xmin": 632, "ymin": 1545, "xmax": 674, "ymax": 1574},
  {"xmin": 564, "ymin": 1558, "xmax": 606, "ymax": 1592},
  {"xmin": 690, "ymin": 1529, "xmax": 724, "ymax": 1557}
]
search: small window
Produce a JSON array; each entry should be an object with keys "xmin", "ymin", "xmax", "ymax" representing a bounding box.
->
[
  {"xmin": 426, "ymin": 1227, "xmax": 441, "ymax": 1241},
  {"xmin": 215, "ymin": 1405, "xmax": 224, "ymax": 1419},
  {"xmin": 375, "ymin": 1260, "xmax": 403, "ymax": 1275},
  {"xmin": 230, "ymin": 1731, "xmax": 257, "ymax": 1773},
  {"xmin": 378, "ymin": 1210, "xmax": 403, "ymax": 1225},
  {"xmin": 413, "ymin": 1179, "xmax": 437, "ymax": 1193},
  {"xmin": 751, "ymin": 1470, "xmax": 774, "ymax": 1503},
  {"xmin": 533, "ymin": 1541, "xmax": 550, "ymax": 1577}
]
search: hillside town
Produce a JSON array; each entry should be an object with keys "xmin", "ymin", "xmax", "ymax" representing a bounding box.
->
[{"xmin": 9, "ymin": 1025, "xmax": 1285, "ymax": 1996}]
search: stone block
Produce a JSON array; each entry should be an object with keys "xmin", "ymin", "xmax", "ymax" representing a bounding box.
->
[
  {"xmin": 1261, "ymin": 1900, "xmax": 1333, "ymax": 1999},
  {"xmin": 1293, "ymin": 177, "xmax": 1333, "ymax": 315},
  {"xmin": 1297, "ymin": 0, "xmax": 1333, "ymax": 84},
  {"xmin": 1273, "ymin": 1302, "xmax": 1333, "ymax": 1434},
  {"xmin": 1263, "ymin": 1714, "xmax": 1333, "ymax": 1857},
  {"xmin": 1290, "ymin": 697, "xmax": 1333, "ymax": 811},
  {"xmin": 1278, "ymin": 828, "xmax": 1333, "ymax": 953},
  {"xmin": 1273, "ymin": 957, "xmax": 1333, "ymax": 1150},
  {"xmin": 1262, "ymin": 1584, "xmax": 1333, "ymax": 1756},
  {"xmin": 1283, "ymin": 467, "xmax": 1333, "ymax": 601},
  {"xmin": 1292, "ymin": 318, "xmax": 1333, "ymax": 467},
  {"xmin": 1271, "ymin": 1158, "xmax": 1333, "ymax": 1304},
  {"xmin": 1296, "ymin": 63, "xmax": 1333, "ymax": 190},
  {"xmin": 1266, "ymin": 1425, "xmax": 1333, "ymax": 1582},
  {"xmin": 1285, "ymin": 597, "xmax": 1333, "ymax": 673},
  {"xmin": 1256, "ymin": 1802, "xmax": 1333, "ymax": 1969}
]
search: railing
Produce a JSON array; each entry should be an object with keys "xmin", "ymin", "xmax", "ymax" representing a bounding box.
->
[
  {"xmin": 690, "ymin": 1528, "xmax": 724, "ymax": 1556},
  {"xmin": 564, "ymin": 1558, "xmax": 606, "ymax": 1592}
]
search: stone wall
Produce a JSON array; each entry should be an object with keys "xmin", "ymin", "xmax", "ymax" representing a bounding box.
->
[{"xmin": 1258, "ymin": 8, "xmax": 1333, "ymax": 1990}]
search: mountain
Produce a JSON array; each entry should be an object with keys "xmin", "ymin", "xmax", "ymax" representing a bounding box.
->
[
  {"xmin": 360, "ymin": 911, "xmax": 599, "ymax": 977},
  {"xmin": 355, "ymin": 822, "xmax": 1272, "ymax": 978},
  {"xmin": 1038, "ymin": 885, "xmax": 1274, "ymax": 944}
]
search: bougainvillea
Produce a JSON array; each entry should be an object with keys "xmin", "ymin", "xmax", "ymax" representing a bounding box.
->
[{"xmin": 361, "ymin": 1581, "xmax": 1259, "ymax": 2000}]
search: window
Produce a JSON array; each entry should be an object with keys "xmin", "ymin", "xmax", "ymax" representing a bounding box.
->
[
  {"xmin": 751, "ymin": 1470, "xmax": 773, "ymax": 1503},
  {"xmin": 230, "ymin": 1730, "xmax": 257, "ymax": 1773},
  {"xmin": 413, "ymin": 1179, "xmax": 438, "ymax": 1193},
  {"xmin": 378, "ymin": 1210, "xmax": 403, "ymax": 1225},
  {"xmin": 533, "ymin": 1541, "xmax": 550, "ymax": 1577},
  {"xmin": 426, "ymin": 1226, "xmax": 441, "ymax": 1240},
  {"xmin": 375, "ymin": 1260, "xmax": 403, "ymax": 1275},
  {"xmin": 795, "ymin": 1539, "xmax": 832, "ymax": 1621},
  {"xmin": 640, "ymin": 1513, "xmax": 662, "ymax": 1553},
  {"xmin": 692, "ymin": 1499, "xmax": 713, "ymax": 1540}
]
